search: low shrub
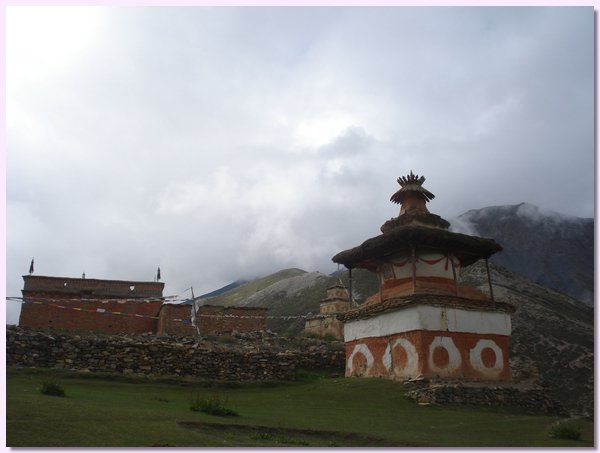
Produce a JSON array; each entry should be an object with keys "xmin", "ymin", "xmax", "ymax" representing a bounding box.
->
[
  {"xmin": 302, "ymin": 332, "xmax": 321, "ymax": 340},
  {"xmin": 40, "ymin": 381, "xmax": 66, "ymax": 397},
  {"xmin": 548, "ymin": 420, "xmax": 582, "ymax": 440},
  {"xmin": 190, "ymin": 392, "xmax": 238, "ymax": 417}
]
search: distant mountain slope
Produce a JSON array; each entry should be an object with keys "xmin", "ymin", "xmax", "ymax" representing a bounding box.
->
[
  {"xmin": 199, "ymin": 279, "xmax": 249, "ymax": 299},
  {"xmin": 245, "ymin": 271, "xmax": 334, "ymax": 332},
  {"xmin": 197, "ymin": 268, "xmax": 308, "ymax": 308},
  {"xmin": 450, "ymin": 203, "xmax": 593, "ymax": 306},
  {"xmin": 198, "ymin": 267, "xmax": 379, "ymax": 333}
]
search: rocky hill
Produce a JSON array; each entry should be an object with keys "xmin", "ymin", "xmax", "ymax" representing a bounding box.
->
[
  {"xmin": 460, "ymin": 261, "xmax": 593, "ymax": 418},
  {"xmin": 450, "ymin": 203, "xmax": 593, "ymax": 306}
]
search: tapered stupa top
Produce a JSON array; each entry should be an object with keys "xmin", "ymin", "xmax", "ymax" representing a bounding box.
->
[
  {"xmin": 390, "ymin": 171, "xmax": 435, "ymax": 205},
  {"xmin": 389, "ymin": 171, "xmax": 435, "ymax": 218}
]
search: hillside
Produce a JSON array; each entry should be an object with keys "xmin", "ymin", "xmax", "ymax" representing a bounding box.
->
[
  {"xmin": 460, "ymin": 261, "xmax": 594, "ymax": 417},
  {"xmin": 198, "ymin": 268, "xmax": 307, "ymax": 307},
  {"xmin": 450, "ymin": 203, "xmax": 593, "ymax": 306},
  {"xmin": 199, "ymin": 279, "xmax": 249, "ymax": 299}
]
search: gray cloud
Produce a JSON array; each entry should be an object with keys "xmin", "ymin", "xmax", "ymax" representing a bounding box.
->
[{"xmin": 6, "ymin": 6, "xmax": 594, "ymax": 324}]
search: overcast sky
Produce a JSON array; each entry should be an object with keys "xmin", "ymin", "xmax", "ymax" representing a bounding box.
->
[{"xmin": 5, "ymin": 6, "xmax": 594, "ymax": 324}]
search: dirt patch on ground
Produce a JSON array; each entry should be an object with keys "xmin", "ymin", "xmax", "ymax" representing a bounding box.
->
[{"xmin": 177, "ymin": 420, "xmax": 418, "ymax": 447}]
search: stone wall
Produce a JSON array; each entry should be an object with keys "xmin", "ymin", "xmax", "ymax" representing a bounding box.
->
[
  {"xmin": 304, "ymin": 316, "xmax": 344, "ymax": 339},
  {"xmin": 405, "ymin": 381, "xmax": 566, "ymax": 415},
  {"xmin": 6, "ymin": 326, "xmax": 345, "ymax": 381}
]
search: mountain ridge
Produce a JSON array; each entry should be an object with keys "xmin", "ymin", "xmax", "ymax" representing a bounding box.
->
[
  {"xmin": 199, "ymin": 279, "xmax": 249, "ymax": 299},
  {"xmin": 449, "ymin": 202, "xmax": 593, "ymax": 305},
  {"xmin": 197, "ymin": 268, "xmax": 308, "ymax": 307}
]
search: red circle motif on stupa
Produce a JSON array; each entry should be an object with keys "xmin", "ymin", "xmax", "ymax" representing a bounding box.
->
[
  {"xmin": 392, "ymin": 344, "xmax": 408, "ymax": 370},
  {"xmin": 428, "ymin": 336, "xmax": 461, "ymax": 374},
  {"xmin": 432, "ymin": 346, "xmax": 450, "ymax": 368},
  {"xmin": 383, "ymin": 338, "xmax": 418, "ymax": 376},
  {"xmin": 352, "ymin": 352, "xmax": 367, "ymax": 374},
  {"xmin": 481, "ymin": 347, "xmax": 497, "ymax": 368},
  {"xmin": 347, "ymin": 343, "xmax": 374, "ymax": 377},
  {"xmin": 468, "ymin": 339, "xmax": 503, "ymax": 374}
]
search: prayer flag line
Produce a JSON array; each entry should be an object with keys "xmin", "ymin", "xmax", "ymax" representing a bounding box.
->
[{"xmin": 8, "ymin": 297, "xmax": 329, "ymax": 322}]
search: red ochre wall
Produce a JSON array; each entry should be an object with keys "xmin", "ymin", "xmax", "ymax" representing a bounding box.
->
[
  {"xmin": 157, "ymin": 304, "xmax": 196, "ymax": 336},
  {"xmin": 19, "ymin": 275, "xmax": 165, "ymax": 335},
  {"xmin": 19, "ymin": 296, "xmax": 162, "ymax": 334},
  {"xmin": 197, "ymin": 306, "xmax": 268, "ymax": 335},
  {"xmin": 346, "ymin": 330, "xmax": 511, "ymax": 381}
]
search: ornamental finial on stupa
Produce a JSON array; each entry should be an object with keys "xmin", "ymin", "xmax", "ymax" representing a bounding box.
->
[{"xmin": 390, "ymin": 171, "xmax": 435, "ymax": 206}]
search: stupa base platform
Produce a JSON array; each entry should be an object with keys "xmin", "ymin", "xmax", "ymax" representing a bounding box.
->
[
  {"xmin": 340, "ymin": 295, "xmax": 515, "ymax": 381},
  {"xmin": 403, "ymin": 379, "xmax": 566, "ymax": 415}
]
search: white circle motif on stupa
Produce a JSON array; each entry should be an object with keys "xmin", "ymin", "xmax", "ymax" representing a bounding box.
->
[
  {"xmin": 469, "ymin": 339, "xmax": 503, "ymax": 373},
  {"xmin": 383, "ymin": 338, "xmax": 418, "ymax": 375},
  {"xmin": 347, "ymin": 343, "xmax": 374, "ymax": 374},
  {"xmin": 428, "ymin": 336, "xmax": 461, "ymax": 373}
]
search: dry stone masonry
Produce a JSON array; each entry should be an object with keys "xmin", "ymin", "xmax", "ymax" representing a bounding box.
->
[
  {"xmin": 6, "ymin": 326, "xmax": 345, "ymax": 381},
  {"xmin": 404, "ymin": 380, "xmax": 566, "ymax": 415}
]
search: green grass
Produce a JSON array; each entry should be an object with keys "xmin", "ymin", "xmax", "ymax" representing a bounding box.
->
[{"xmin": 6, "ymin": 367, "xmax": 594, "ymax": 447}]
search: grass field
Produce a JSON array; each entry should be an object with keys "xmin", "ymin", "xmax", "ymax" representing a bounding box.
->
[{"xmin": 6, "ymin": 367, "xmax": 594, "ymax": 447}]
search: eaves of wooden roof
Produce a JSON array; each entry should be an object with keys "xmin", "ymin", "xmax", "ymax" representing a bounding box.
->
[{"xmin": 332, "ymin": 225, "xmax": 502, "ymax": 269}]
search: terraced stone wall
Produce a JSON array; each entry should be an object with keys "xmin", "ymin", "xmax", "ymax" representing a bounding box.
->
[{"xmin": 6, "ymin": 326, "xmax": 345, "ymax": 381}]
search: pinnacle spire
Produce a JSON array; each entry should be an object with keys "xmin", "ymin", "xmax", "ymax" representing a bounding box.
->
[{"xmin": 390, "ymin": 171, "xmax": 435, "ymax": 206}]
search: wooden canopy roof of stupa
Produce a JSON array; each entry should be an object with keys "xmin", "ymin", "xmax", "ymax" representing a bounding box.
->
[{"xmin": 331, "ymin": 225, "xmax": 502, "ymax": 270}]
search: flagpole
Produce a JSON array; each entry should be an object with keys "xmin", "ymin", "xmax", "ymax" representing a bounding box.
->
[{"xmin": 190, "ymin": 287, "xmax": 201, "ymax": 346}]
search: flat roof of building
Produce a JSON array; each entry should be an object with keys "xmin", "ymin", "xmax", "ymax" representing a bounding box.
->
[{"xmin": 22, "ymin": 275, "xmax": 164, "ymax": 298}]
